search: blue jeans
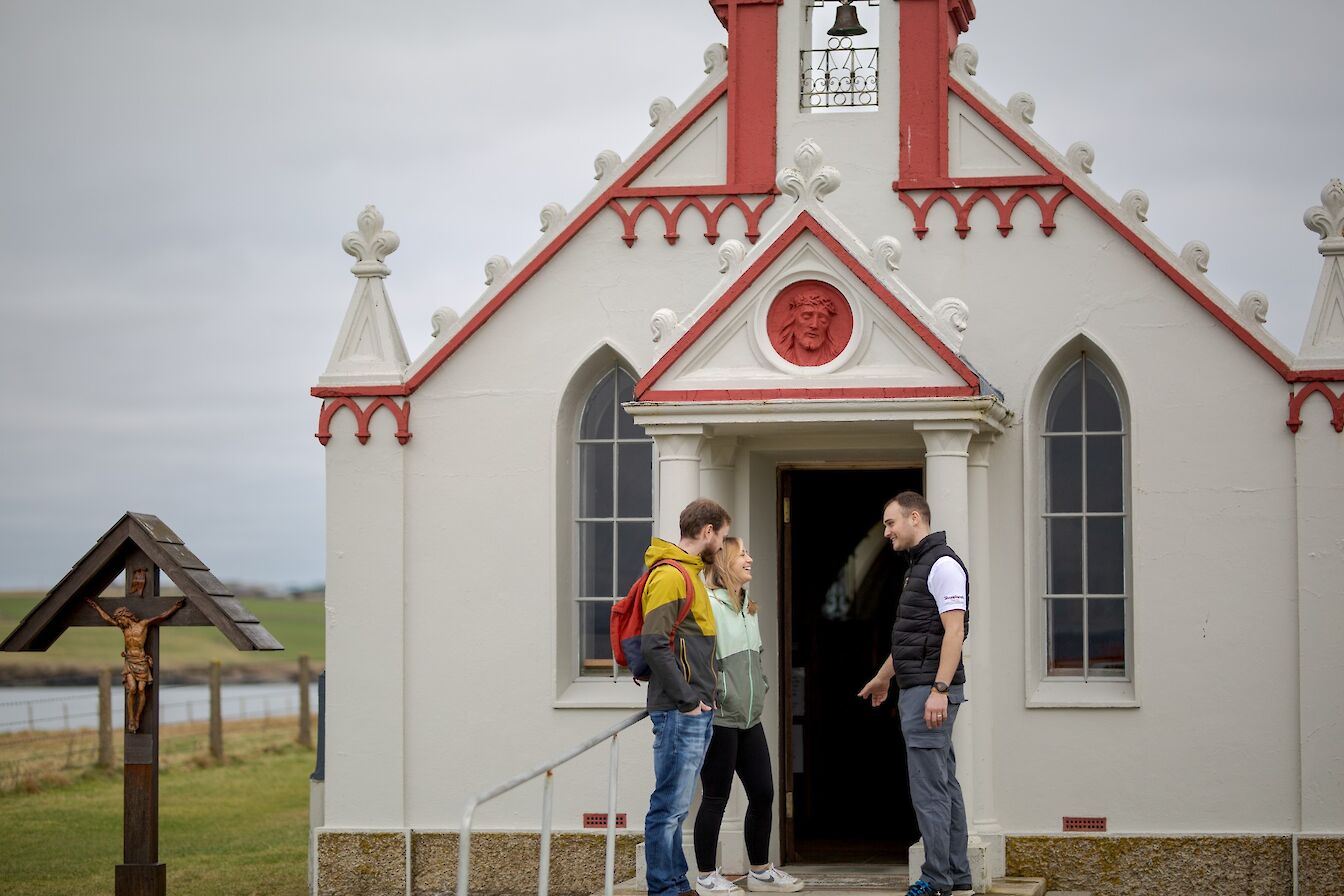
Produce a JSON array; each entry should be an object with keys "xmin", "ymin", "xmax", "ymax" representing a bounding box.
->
[{"xmin": 646, "ymin": 709, "xmax": 715, "ymax": 896}]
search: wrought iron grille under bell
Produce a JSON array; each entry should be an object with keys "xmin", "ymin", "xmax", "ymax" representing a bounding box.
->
[{"xmin": 827, "ymin": 0, "xmax": 868, "ymax": 37}]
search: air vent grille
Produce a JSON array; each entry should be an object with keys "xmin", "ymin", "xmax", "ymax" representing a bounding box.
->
[
  {"xmin": 1062, "ymin": 816, "xmax": 1107, "ymax": 832},
  {"xmin": 582, "ymin": 813, "xmax": 627, "ymax": 829}
]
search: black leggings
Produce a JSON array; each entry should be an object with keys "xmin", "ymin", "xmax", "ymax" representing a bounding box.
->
[{"xmin": 693, "ymin": 722, "xmax": 775, "ymax": 871}]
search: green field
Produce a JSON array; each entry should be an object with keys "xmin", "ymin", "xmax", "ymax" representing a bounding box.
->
[
  {"xmin": 0, "ymin": 737, "xmax": 312, "ymax": 895},
  {"xmin": 0, "ymin": 593, "xmax": 324, "ymax": 682}
]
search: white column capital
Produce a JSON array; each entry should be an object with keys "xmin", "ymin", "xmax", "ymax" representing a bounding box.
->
[
  {"xmin": 914, "ymin": 421, "xmax": 979, "ymax": 457},
  {"xmin": 648, "ymin": 424, "xmax": 705, "ymax": 461},
  {"xmin": 968, "ymin": 434, "xmax": 996, "ymax": 469},
  {"xmin": 701, "ymin": 434, "xmax": 739, "ymax": 471}
]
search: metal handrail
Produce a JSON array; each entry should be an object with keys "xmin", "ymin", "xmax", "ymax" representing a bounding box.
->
[{"xmin": 457, "ymin": 709, "xmax": 649, "ymax": 896}]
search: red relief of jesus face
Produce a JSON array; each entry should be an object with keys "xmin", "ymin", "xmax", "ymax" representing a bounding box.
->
[{"xmin": 766, "ymin": 280, "xmax": 854, "ymax": 367}]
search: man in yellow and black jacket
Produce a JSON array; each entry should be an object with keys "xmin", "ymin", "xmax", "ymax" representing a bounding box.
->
[{"xmin": 642, "ymin": 498, "xmax": 730, "ymax": 896}]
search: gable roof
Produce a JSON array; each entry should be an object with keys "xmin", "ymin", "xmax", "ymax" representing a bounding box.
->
[
  {"xmin": 935, "ymin": 68, "xmax": 1344, "ymax": 384},
  {"xmin": 638, "ymin": 139, "xmax": 988, "ymax": 403},
  {"xmin": 1, "ymin": 512, "xmax": 282, "ymax": 653}
]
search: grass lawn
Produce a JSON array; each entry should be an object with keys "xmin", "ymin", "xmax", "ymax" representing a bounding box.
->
[
  {"xmin": 0, "ymin": 736, "xmax": 313, "ymax": 895},
  {"xmin": 0, "ymin": 593, "xmax": 324, "ymax": 681}
]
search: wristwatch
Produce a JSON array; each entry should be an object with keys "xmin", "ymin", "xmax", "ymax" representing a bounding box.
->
[{"xmin": 932, "ymin": 681, "xmax": 950, "ymax": 694}]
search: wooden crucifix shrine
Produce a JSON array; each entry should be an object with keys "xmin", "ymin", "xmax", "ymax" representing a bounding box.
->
[{"xmin": 1, "ymin": 512, "xmax": 283, "ymax": 896}]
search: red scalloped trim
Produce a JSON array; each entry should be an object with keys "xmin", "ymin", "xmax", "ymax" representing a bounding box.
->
[
  {"xmin": 896, "ymin": 187, "xmax": 1072, "ymax": 239},
  {"xmin": 1287, "ymin": 382, "xmax": 1344, "ymax": 434},
  {"xmin": 316, "ymin": 397, "xmax": 412, "ymax": 446},
  {"xmin": 606, "ymin": 194, "xmax": 777, "ymax": 246}
]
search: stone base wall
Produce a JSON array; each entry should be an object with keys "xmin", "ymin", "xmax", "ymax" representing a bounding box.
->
[
  {"xmin": 1006, "ymin": 835, "xmax": 1344, "ymax": 896},
  {"xmin": 315, "ymin": 830, "xmax": 641, "ymax": 896}
]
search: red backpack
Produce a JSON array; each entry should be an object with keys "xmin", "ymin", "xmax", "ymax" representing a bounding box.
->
[{"xmin": 610, "ymin": 559, "xmax": 695, "ymax": 682}]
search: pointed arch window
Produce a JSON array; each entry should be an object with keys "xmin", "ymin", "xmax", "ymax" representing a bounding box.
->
[
  {"xmin": 1042, "ymin": 354, "xmax": 1129, "ymax": 679},
  {"xmin": 575, "ymin": 367, "xmax": 653, "ymax": 678}
]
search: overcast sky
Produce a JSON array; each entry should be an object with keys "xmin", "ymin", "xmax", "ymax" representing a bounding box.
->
[{"xmin": 1, "ymin": 1, "xmax": 1339, "ymax": 590}]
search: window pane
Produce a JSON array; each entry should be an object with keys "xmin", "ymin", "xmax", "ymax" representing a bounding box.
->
[
  {"xmin": 1084, "ymin": 361, "xmax": 1123, "ymax": 432},
  {"xmin": 616, "ymin": 370, "xmax": 645, "ymax": 440},
  {"xmin": 579, "ymin": 601, "xmax": 616, "ymax": 676},
  {"xmin": 1047, "ymin": 598, "xmax": 1084, "ymax": 675},
  {"xmin": 1046, "ymin": 361, "xmax": 1083, "ymax": 432},
  {"xmin": 1086, "ymin": 435, "xmax": 1124, "ymax": 512},
  {"xmin": 1087, "ymin": 598, "xmax": 1126, "ymax": 677},
  {"xmin": 1046, "ymin": 436, "xmax": 1082, "ymax": 513},
  {"xmin": 617, "ymin": 521, "xmax": 653, "ymax": 590},
  {"xmin": 1047, "ymin": 518, "xmax": 1083, "ymax": 594},
  {"xmin": 578, "ymin": 443, "xmax": 613, "ymax": 518},
  {"xmin": 617, "ymin": 442, "xmax": 653, "ymax": 518},
  {"xmin": 1086, "ymin": 517, "xmax": 1125, "ymax": 595},
  {"xmin": 578, "ymin": 522, "xmax": 614, "ymax": 597},
  {"xmin": 580, "ymin": 371, "xmax": 617, "ymax": 440}
]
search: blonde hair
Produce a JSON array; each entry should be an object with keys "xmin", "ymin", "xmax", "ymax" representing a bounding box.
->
[{"xmin": 708, "ymin": 537, "xmax": 757, "ymax": 615}]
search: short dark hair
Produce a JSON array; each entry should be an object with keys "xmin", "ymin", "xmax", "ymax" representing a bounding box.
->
[
  {"xmin": 884, "ymin": 491, "xmax": 931, "ymax": 525},
  {"xmin": 680, "ymin": 498, "xmax": 731, "ymax": 538}
]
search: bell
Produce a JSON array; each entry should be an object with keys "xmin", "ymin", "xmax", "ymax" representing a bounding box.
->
[{"xmin": 827, "ymin": 0, "xmax": 868, "ymax": 37}]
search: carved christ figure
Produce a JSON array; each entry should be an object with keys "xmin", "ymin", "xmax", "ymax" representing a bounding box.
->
[
  {"xmin": 86, "ymin": 598, "xmax": 186, "ymax": 733},
  {"xmin": 778, "ymin": 291, "xmax": 845, "ymax": 366}
]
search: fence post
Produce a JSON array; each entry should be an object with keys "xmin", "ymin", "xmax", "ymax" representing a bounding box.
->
[
  {"xmin": 298, "ymin": 655, "xmax": 313, "ymax": 748},
  {"xmin": 209, "ymin": 659, "xmax": 223, "ymax": 761},
  {"xmin": 97, "ymin": 668, "xmax": 113, "ymax": 769}
]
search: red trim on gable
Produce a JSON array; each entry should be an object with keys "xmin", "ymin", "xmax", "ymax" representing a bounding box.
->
[
  {"xmin": 316, "ymin": 397, "xmax": 412, "ymax": 446},
  {"xmin": 311, "ymin": 385, "xmax": 409, "ymax": 398},
  {"xmin": 614, "ymin": 82, "xmax": 728, "ymax": 185},
  {"xmin": 1287, "ymin": 382, "xmax": 1344, "ymax": 433},
  {"xmin": 931, "ymin": 79, "xmax": 1296, "ymax": 382},
  {"xmin": 639, "ymin": 386, "xmax": 979, "ymax": 402},
  {"xmin": 606, "ymin": 194, "xmax": 776, "ymax": 246},
  {"xmin": 635, "ymin": 212, "xmax": 980, "ymax": 401},
  {"xmin": 896, "ymin": 187, "xmax": 1071, "ymax": 239}
]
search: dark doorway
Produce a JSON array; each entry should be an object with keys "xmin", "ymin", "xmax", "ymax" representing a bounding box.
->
[{"xmin": 779, "ymin": 466, "xmax": 923, "ymax": 864}]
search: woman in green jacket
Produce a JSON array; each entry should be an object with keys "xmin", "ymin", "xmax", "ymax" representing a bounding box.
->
[{"xmin": 692, "ymin": 538, "xmax": 804, "ymax": 896}]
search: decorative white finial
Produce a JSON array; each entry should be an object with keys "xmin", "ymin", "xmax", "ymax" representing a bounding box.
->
[
  {"xmin": 484, "ymin": 255, "xmax": 511, "ymax": 286},
  {"xmin": 932, "ymin": 298, "xmax": 970, "ymax": 350},
  {"xmin": 342, "ymin": 206, "xmax": 400, "ymax": 278},
  {"xmin": 431, "ymin": 306, "xmax": 460, "ymax": 338},
  {"xmin": 1121, "ymin": 190, "xmax": 1150, "ymax": 224},
  {"xmin": 871, "ymin": 236, "xmax": 902, "ymax": 273},
  {"xmin": 704, "ymin": 43, "xmax": 728, "ymax": 74},
  {"xmin": 1008, "ymin": 93, "xmax": 1036, "ymax": 125},
  {"xmin": 651, "ymin": 309, "xmax": 679, "ymax": 343},
  {"xmin": 649, "ymin": 96, "xmax": 676, "ymax": 129},
  {"xmin": 1067, "ymin": 142, "xmax": 1095, "ymax": 174},
  {"xmin": 777, "ymin": 139, "xmax": 841, "ymax": 202},
  {"xmin": 540, "ymin": 202, "xmax": 567, "ymax": 233},
  {"xmin": 717, "ymin": 239, "xmax": 748, "ymax": 275},
  {"xmin": 1239, "ymin": 291, "xmax": 1269, "ymax": 325},
  {"xmin": 951, "ymin": 44, "xmax": 978, "ymax": 78},
  {"xmin": 594, "ymin": 150, "xmax": 622, "ymax": 181},
  {"xmin": 1181, "ymin": 241, "xmax": 1211, "ymax": 274},
  {"xmin": 1304, "ymin": 178, "xmax": 1344, "ymax": 255}
]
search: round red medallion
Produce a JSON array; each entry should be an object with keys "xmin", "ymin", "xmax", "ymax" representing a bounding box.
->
[{"xmin": 766, "ymin": 280, "xmax": 853, "ymax": 367}]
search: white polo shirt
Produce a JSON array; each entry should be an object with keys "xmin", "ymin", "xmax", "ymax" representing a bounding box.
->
[{"xmin": 928, "ymin": 556, "xmax": 967, "ymax": 615}]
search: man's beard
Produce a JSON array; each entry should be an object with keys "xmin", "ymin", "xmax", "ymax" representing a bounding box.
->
[{"xmin": 700, "ymin": 546, "xmax": 719, "ymax": 563}]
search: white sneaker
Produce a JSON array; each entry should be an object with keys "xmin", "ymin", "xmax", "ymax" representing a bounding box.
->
[
  {"xmin": 696, "ymin": 870, "xmax": 745, "ymax": 896},
  {"xmin": 745, "ymin": 867, "xmax": 804, "ymax": 893}
]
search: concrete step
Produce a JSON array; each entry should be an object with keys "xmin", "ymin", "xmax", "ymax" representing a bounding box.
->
[
  {"xmin": 984, "ymin": 879, "xmax": 1047, "ymax": 896},
  {"xmin": 605, "ymin": 873, "xmax": 1053, "ymax": 896}
]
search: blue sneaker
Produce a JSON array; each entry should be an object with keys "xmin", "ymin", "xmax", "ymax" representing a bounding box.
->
[{"xmin": 906, "ymin": 881, "xmax": 945, "ymax": 896}]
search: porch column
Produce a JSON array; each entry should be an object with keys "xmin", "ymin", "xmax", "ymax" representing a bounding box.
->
[
  {"xmin": 967, "ymin": 435, "xmax": 1004, "ymax": 877},
  {"xmin": 914, "ymin": 422, "xmax": 991, "ymax": 891},
  {"xmin": 650, "ymin": 425, "xmax": 706, "ymax": 541},
  {"xmin": 699, "ymin": 435, "xmax": 739, "ymax": 508}
]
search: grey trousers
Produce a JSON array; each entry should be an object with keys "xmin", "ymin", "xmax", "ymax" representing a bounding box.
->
[{"xmin": 897, "ymin": 685, "xmax": 970, "ymax": 891}]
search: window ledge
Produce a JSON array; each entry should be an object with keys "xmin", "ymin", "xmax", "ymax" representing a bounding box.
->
[
  {"xmin": 555, "ymin": 678, "xmax": 647, "ymax": 710},
  {"xmin": 1027, "ymin": 678, "xmax": 1138, "ymax": 709}
]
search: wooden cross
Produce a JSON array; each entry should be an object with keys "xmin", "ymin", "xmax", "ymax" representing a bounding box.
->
[{"xmin": 1, "ymin": 513, "xmax": 283, "ymax": 896}]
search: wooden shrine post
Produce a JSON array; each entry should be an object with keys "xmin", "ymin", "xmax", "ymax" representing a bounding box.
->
[{"xmin": 1, "ymin": 513, "xmax": 283, "ymax": 896}]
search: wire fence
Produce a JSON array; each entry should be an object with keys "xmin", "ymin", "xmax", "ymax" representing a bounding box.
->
[{"xmin": 0, "ymin": 657, "xmax": 317, "ymax": 794}]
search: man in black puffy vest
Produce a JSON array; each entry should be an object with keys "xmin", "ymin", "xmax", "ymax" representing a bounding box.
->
[{"xmin": 859, "ymin": 492, "xmax": 971, "ymax": 896}]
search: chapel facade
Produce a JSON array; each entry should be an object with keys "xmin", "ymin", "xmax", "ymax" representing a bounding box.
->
[{"xmin": 309, "ymin": 2, "xmax": 1344, "ymax": 894}]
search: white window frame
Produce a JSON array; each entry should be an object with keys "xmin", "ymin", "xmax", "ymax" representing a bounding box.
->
[{"xmin": 1024, "ymin": 341, "xmax": 1138, "ymax": 708}]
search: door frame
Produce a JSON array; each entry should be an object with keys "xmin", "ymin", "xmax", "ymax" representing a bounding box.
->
[{"xmin": 776, "ymin": 461, "xmax": 923, "ymax": 863}]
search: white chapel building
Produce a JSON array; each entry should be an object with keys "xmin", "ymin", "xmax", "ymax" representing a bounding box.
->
[{"xmin": 309, "ymin": 2, "xmax": 1344, "ymax": 894}]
